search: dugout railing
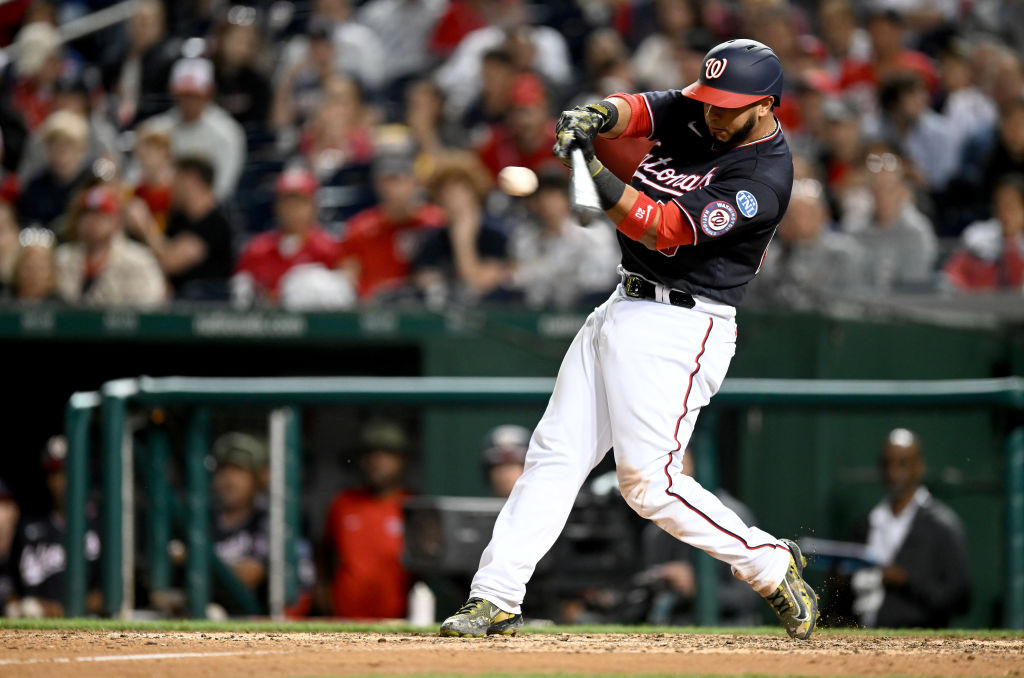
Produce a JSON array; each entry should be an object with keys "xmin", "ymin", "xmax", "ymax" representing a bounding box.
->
[{"xmin": 64, "ymin": 376, "xmax": 1024, "ymax": 628}]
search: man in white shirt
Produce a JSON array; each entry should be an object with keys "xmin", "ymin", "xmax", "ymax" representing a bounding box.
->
[
  {"xmin": 851, "ymin": 429, "xmax": 971, "ymax": 628},
  {"xmin": 151, "ymin": 58, "xmax": 246, "ymax": 202}
]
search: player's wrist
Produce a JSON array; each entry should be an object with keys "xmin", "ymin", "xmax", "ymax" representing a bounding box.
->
[{"xmin": 590, "ymin": 164, "xmax": 626, "ymax": 211}]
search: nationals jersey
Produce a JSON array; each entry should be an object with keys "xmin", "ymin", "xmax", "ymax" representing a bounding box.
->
[{"xmin": 621, "ymin": 91, "xmax": 793, "ymax": 306}]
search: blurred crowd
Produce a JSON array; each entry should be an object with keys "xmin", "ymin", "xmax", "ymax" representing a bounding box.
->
[{"xmin": 0, "ymin": 0, "xmax": 1020, "ymax": 311}]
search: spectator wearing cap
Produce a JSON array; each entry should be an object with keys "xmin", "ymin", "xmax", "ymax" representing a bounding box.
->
[
  {"xmin": 509, "ymin": 170, "xmax": 620, "ymax": 310},
  {"xmin": 481, "ymin": 425, "xmax": 530, "ymax": 499},
  {"xmin": 17, "ymin": 72, "xmax": 121, "ymax": 183},
  {"xmin": 17, "ymin": 110, "xmax": 92, "ymax": 230},
  {"xmin": 748, "ymin": 178, "xmax": 865, "ymax": 308},
  {"xmin": 125, "ymin": 155, "xmax": 235, "ymax": 300},
  {"xmin": 233, "ymin": 168, "xmax": 339, "ymax": 304},
  {"xmin": 475, "ymin": 72, "xmax": 561, "ymax": 181},
  {"xmin": 55, "ymin": 184, "xmax": 167, "ymax": 307},
  {"xmin": 150, "ymin": 58, "xmax": 245, "ymax": 201},
  {"xmin": 12, "ymin": 226, "xmax": 59, "ymax": 303},
  {"xmin": 944, "ymin": 174, "xmax": 1024, "ymax": 292},
  {"xmin": 322, "ymin": 419, "xmax": 412, "ymax": 619},
  {"xmin": 337, "ymin": 147, "xmax": 445, "ymax": 300},
  {"xmin": 413, "ymin": 151, "xmax": 514, "ymax": 305},
  {"xmin": 100, "ymin": 0, "xmax": 179, "ymax": 126},
  {"xmin": 0, "ymin": 478, "xmax": 19, "ymax": 613},
  {"xmin": 211, "ymin": 432, "xmax": 271, "ymax": 609},
  {"xmin": 8, "ymin": 436, "xmax": 102, "ymax": 618},
  {"xmin": 4, "ymin": 22, "xmax": 64, "ymax": 131}
]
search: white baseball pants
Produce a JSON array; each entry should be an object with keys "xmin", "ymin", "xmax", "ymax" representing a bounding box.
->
[{"xmin": 470, "ymin": 285, "xmax": 792, "ymax": 614}]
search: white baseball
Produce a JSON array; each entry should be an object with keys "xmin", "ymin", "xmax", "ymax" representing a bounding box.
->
[{"xmin": 497, "ymin": 166, "xmax": 538, "ymax": 197}]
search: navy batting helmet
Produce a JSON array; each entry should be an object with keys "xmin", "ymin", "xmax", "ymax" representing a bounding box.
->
[{"xmin": 681, "ymin": 39, "xmax": 783, "ymax": 108}]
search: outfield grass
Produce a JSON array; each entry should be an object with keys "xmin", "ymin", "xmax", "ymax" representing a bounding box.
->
[{"xmin": 1, "ymin": 617, "xmax": 1021, "ymax": 638}]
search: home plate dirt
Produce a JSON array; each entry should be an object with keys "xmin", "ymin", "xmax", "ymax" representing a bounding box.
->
[{"xmin": 1, "ymin": 630, "xmax": 1022, "ymax": 677}]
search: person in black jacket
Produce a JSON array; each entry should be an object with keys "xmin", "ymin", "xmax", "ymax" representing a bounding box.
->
[{"xmin": 849, "ymin": 428, "xmax": 971, "ymax": 628}]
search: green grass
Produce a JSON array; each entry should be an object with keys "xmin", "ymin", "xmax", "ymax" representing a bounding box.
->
[{"xmin": 1, "ymin": 618, "xmax": 1021, "ymax": 638}]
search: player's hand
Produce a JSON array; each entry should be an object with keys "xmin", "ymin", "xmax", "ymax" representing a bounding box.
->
[{"xmin": 552, "ymin": 102, "xmax": 614, "ymax": 166}]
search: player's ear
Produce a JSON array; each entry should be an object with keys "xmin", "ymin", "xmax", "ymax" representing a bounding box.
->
[{"xmin": 758, "ymin": 97, "xmax": 774, "ymax": 117}]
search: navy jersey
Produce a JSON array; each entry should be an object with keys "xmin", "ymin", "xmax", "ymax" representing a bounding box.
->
[
  {"xmin": 620, "ymin": 91, "xmax": 793, "ymax": 306},
  {"xmin": 15, "ymin": 513, "xmax": 101, "ymax": 602}
]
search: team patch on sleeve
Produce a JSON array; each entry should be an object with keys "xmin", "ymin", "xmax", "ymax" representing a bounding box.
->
[
  {"xmin": 700, "ymin": 201, "xmax": 738, "ymax": 237},
  {"xmin": 736, "ymin": 190, "xmax": 758, "ymax": 218}
]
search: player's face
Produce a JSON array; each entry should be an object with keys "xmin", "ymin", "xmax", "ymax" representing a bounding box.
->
[
  {"xmin": 214, "ymin": 464, "xmax": 257, "ymax": 511},
  {"xmin": 702, "ymin": 100, "xmax": 761, "ymax": 146},
  {"xmin": 361, "ymin": 449, "xmax": 405, "ymax": 494}
]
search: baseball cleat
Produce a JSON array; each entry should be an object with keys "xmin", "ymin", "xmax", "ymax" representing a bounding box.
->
[
  {"xmin": 439, "ymin": 597, "xmax": 524, "ymax": 638},
  {"xmin": 764, "ymin": 539, "xmax": 819, "ymax": 640}
]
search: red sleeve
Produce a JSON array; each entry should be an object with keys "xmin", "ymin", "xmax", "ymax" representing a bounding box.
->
[
  {"xmin": 943, "ymin": 251, "xmax": 984, "ymax": 290},
  {"xmin": 655, "ymin": 200, "xmax": 697, "ymax": 250},
  {"xmin": 615, "ymin": 193, "xmax": 695, "ymax": 251},
  {"xmin": 610, "ymin": 92, "xmax": 653, "ymax": 139}
]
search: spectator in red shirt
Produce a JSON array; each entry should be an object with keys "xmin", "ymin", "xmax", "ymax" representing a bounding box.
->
[
  {"xmin": 944, "ymin": 175, "xmax": 1024, "ymax": 292},
  {"xmin": 838, "ymin": 9, "xmax": 937, "ymax": 103},
  {"xmin": 322, "ymin": 419, "xmax": 411, "ymax": 619},
  {"xmin": 232, "ymin": 168, "xmax": 338, "ymax": 304},
  {"xmin": 337, "ymin": 147, "xmax": 445, "ymax": 300},
  {"xmin": 475, "ymin": 72, "xmax": 562, "ymax": 181}
]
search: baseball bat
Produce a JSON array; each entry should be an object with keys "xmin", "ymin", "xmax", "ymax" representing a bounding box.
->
[{"xmin": 569, "ymin": 147, "xmax": 603, "ymax": 225}]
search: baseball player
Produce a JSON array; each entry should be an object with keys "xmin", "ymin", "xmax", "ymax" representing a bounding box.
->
[{"xmin": 440, "ymin": 39, "xmax": 818, "ymax": 639}]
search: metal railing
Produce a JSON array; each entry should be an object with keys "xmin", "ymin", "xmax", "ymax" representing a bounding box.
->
[{"xmin": 64, "ymin": 376, "xmax": 1024, "ymax": 627}]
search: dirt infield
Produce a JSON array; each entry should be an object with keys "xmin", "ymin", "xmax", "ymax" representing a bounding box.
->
[{"xmin": 1, "ymin": 630, "xmax": 1022, "ymax": 677}]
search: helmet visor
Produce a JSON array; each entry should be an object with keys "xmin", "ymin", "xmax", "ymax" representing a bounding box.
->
[{"xmin": 681, "ymin": 81, "xmax": 773, "ymax": 108}]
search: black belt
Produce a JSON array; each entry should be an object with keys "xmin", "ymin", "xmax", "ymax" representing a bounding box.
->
[{"xmin": 623, "ymin": 274, "xmax": 696, "ymax": 309}]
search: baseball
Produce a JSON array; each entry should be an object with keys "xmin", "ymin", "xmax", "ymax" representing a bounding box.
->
[{"xmin": 497, "ymin": 166, "xmax": 538, "ymax": 197}]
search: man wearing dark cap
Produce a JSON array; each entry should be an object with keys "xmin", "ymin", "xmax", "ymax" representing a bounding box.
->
[
  {"xmin": 481, "ymin": 425, "xmax": 530, "ymax": 499},
  {"xmin": 233, "ymin": 167, "xmax": 339, "ymax": 303},
  {"xmin": 849, "ymin": 428, "xmax": 971, "ymax": 628},
  {"xmin": 338, "ymin": 146, "xmax": 445, "ymax": 300},
  {"xmin": 322, "ymin": 419, "xmax": 412, "ymax": 618},
  {"xmin": 211, "ymin": 432, "xmax": 271, "ymax": 608},
  {"xmin": 9, "ymin": 436, "xmax": 102, "ymax": 617}
]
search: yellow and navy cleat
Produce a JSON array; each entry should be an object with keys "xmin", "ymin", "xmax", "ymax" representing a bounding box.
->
[
  {"xmin": 439, "ymin": 597, "xmax": 524, "ymax": 638},
  {"xmin": 764, "ymin": 539, "xmax": 819, "ymax": 640}
]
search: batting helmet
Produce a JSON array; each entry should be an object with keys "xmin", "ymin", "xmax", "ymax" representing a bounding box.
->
[{"xmin": 681, "ymin": 39, "xmax": 783, "ymax": 108}]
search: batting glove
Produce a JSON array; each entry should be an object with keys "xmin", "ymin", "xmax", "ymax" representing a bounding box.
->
[{"xmin": 552, "ymin": 101, "xmax": 618, "ymax": 166}]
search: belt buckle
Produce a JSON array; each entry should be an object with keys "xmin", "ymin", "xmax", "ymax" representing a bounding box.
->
[{"xmin": 624, "ymin": 275, "xmax": 644, "ymax": 299}]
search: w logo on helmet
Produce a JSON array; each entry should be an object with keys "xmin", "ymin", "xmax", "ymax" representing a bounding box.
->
[{"xmin": 704, "ymin": 58, "xmax": 728, "ymax": 79}]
